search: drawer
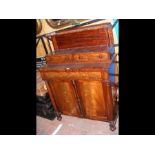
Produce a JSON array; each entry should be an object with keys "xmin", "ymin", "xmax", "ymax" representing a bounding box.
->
[
  {"xmin": 73, "ymin": 52, "xmax": 110, "ymax": 62},
  {"xmin": 46, "ymin": 52, "xmax": 110, "ymax": 64},
  {"xmin": 46, "ymin": 55, "xmax": 72, "ymax": 64},
  {"xmin": 42, "ymin": 71, "xmax": 105, "ymax": 80}
]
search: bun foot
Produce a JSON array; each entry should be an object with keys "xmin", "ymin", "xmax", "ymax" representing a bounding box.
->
[
  {"xmin": 57, "ymin": 115, "xmax": 62, "ymax": 121},
  {"xmin": 109, "ymin": 121, "xmax": 116, "ymax": 131},
  {"xmin": 55, "ymin": 112, "xmax": 62, "ymax": 121}
]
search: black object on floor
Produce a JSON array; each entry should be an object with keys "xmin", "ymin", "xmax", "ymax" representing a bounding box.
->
[{"xmin": 36, "ymin": 93, "xmax": 56, "ymax": 120}]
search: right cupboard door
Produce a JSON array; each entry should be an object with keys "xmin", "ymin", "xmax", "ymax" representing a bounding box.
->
[{"xmin": 76, "ymin": 80, "xmax": 108, "ymax": 121}]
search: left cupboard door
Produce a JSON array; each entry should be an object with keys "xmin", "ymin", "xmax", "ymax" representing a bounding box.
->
[{"xmin": 47, "ymin": 80, "xmax": 81, "ymax": 117}]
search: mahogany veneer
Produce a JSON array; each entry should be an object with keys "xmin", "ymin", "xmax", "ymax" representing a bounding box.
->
[{"xmin": 39, "ymin": 23, "xmax": 118, "ymax": 131}]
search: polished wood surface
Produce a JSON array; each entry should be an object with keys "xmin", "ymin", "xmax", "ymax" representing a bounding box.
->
[
  {"xmin": 39, "ymin": 23, "xmax": 117, "ymax": 130},
  {"xmin": 76, "ymin": 80, "xmax": 108, "ymax": 120},
  {"xmin": 51, "ymin": 24, "xmax": 114, "ymax": 50},
  {"xmin": 52, "ymin": 45, "xmax": 109, "ymax": 54},
  {"xmin": 49, "ymin": 80, "xmax": 81, "ymax": 117},
  {"xmin": 39, "ymin": 61, "xmax": 116, "ymax": 122},
  {"xmin": 42, "ymin": 71, "xmax": 102, "ymax": 80},
  {"xmin": 46, "ymin": 51, "xmax": 110, "ymax": 65}
]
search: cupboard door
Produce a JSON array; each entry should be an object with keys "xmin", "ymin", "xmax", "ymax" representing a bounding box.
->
[
  {"xmin": 49, "ymin": 80, "xmax": 81, "ymax": 117},
  {"xmin": 76, "ymin": 80, "xmax": 108, "ymax": 121}
]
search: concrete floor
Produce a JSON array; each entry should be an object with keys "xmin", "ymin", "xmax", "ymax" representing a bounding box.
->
[{"xmin": 37, "ymin": 115, "xmax": 118, "ymax": 135}]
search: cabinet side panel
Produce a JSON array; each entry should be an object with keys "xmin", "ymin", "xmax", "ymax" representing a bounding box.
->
[
  {"xmin": 102, "ymin": 82, "xmax": 114, "ymax": 120},
  {"xmin": 49, "ymin": 80, "xmax": 80, "ymax": 117}
]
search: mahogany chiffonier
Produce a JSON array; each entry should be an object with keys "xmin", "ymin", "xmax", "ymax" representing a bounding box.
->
[{"xmin": 39, "ymin": 23, "xmax": 118, "ymax": 131}]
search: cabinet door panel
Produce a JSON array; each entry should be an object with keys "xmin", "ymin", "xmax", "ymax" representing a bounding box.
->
[
  {"xmin": 76, "ymin": 80, "xmax": 107, "ymax": 120},
  {"xmin": 49, "ymin": 80, "xmax": 80, "ymax": 117}
]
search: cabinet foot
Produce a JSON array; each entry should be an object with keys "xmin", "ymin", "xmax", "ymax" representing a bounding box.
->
[
  {"xmin": 57, "ymin": 115, "xmax": 62, "ymax": 121},
  {"xmin": 55, "ymin": 112, "xmax": 62, "ymax": 121},
  {"xmin": 109, "ymin": 121, "xmax": 116, "ymax": 131},
  {"xmin": 109, "ymin": 103, "xmax": 119, "ymax": 131}
]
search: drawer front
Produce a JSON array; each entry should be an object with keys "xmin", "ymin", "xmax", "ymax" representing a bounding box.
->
[
  {"xmin": 42, "ymin": 71, "xmax": 107, "ymax": 80},
  {"xmin": 46, "ymin": 55, "xmax": 72, "ymax": 64},
  {"xmin": 73, "ymin": 53, "xmax": 110, "ymax": 62},
  {"xmin": 46, "ymin": 52, "xmax": 110, "ymax": 64}
]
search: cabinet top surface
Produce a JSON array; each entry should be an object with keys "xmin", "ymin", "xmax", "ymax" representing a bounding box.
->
[{"xmin": 51, "ymin": 45, "xmax": 109, "ymax": 55}]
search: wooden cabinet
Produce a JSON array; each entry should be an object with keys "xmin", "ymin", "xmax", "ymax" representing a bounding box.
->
[
  {"xmin": 40, "ymin": 59, "xmax": 118, "ymax": 131},
  {"xmin": 45, "ymin": 78, "xmax": 112, "ymax": 121},
  {"xmin": 39, "ymin": 23, "xmax": 118, "ymax": 131}
]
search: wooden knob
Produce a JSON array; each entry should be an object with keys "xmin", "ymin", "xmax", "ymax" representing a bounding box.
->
[{"xmin": 65, "ymin": 68, "xmax": 70, "ymax": 71}]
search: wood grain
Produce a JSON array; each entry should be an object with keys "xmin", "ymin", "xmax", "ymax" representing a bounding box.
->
[
  {"xmin": 49, "ymin": 80, "xmax": 81, "ymax": 117},
  {"xmin": 46, "ymin": 51, "xmax": 110, "ymax": 64},
  {"xmin": 76, "ymin": 80, "xmax": 108, "ymax": 121},
  {"xmin": 51, "ymin": 24, "xmax": 113, "ymax": 50},
  {"xmin": 39, "ymin": 23, "xmax": 117, "ymax": 126}
]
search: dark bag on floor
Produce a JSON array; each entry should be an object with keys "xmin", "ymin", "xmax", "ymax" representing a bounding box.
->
[{"xmin": 37, "ymin": 93, "xmax": 56, "ymax": 120}]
